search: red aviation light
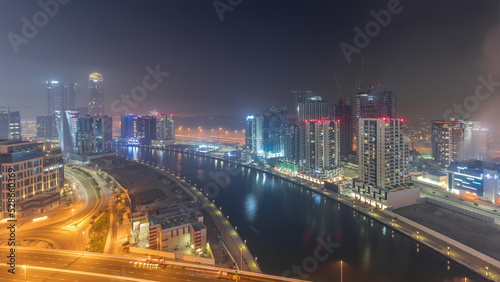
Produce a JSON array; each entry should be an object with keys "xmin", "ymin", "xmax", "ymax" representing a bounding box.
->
[{"xmin": 400, "ymin": 118, "xmax": 405, "ymax": 122}]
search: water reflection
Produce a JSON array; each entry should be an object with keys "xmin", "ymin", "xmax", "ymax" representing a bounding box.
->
[
  {"xmin": 245, "ymin": 194, "xmax": 258, "ymax": 222},
  {"xmin": 113, "ymin": 145, "xmax": 485, "ymax": 282}
]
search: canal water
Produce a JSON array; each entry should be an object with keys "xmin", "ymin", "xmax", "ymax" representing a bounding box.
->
[{"xmin": 116, "ymin": 145, "xmax": 485, "ymax": 282}]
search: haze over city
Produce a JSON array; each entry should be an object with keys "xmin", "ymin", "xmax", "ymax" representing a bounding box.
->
[
  {"xmin": 0, "ymin": 1, "xmax": 499, "ymax": 121},
  {"xmin": 2, "ymin": 1, "xmax": 500, "ymax": 282}
]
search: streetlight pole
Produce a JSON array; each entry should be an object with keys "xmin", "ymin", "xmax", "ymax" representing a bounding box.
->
[
  {"xmin": 23, "ymin": 265, "xmax": 27, "ymax": 282},
  {"xmin": 341, "ymin": 260, "xmax": 343, "ymax": 282}
]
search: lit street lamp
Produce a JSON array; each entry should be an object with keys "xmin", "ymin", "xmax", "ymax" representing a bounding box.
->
[
  {"xmin": 23, "ymin": 265, "xmax": 27, "ymax": 282},
  {"xmin": 340, "ymin": 260, "xmax": 343, "ymax": 282}
]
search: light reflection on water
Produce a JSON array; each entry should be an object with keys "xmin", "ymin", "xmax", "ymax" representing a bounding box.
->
[
  {"xmin": 244, "ymin": 194, "xmax": 258, "ymax": 222},
  {"xmin": 114, "ymin": 145, "xmax": 485, "ymax": 282}
]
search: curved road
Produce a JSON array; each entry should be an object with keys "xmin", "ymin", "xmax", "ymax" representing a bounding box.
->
[{"xmin": 0, "ymin": 168, "xmax": 101, "ymax": 251}]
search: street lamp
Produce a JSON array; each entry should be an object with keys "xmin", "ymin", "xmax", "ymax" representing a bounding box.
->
[
  {"xmin": 340, "ymin": 260, "xmax": 343, "ymax": 282},
  {"xmin": 23, "ymin": 265, "xmax": 27, "ymax": 282},
  {"xmin": 71, "ymin": 208, "xmax": 75, "ymax": 225}
]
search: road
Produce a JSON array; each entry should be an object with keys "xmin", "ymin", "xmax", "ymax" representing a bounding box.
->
[
  {"xmin": 144, "ymin": 162, "xmax": 261, "ymax": 273},
  {"xmin": 78, "ymin": 166, "xmax": 120, "ymax": 254},
  {"xmin": 0, "ymin": 168, "xmax": 101, "ymax": 251},
  {"xmin": 0, "ymin": 247, "xmax": 307, "ymax": 282},
  {"xmin": 417, "ymin": 181, "xmax": 500, "ymax": 223}
]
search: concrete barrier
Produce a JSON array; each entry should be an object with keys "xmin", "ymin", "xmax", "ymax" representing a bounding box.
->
[{"xmin": 129, "ymin": 246, "xmax": 175, "ymax": 259}]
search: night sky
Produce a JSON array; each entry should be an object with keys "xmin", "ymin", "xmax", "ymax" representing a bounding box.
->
[{"xmin": 1, "ymin": 0, "xmax": 499, "ymax": 121}]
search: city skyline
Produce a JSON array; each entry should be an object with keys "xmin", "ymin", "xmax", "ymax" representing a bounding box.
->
[
  {"xmin": 2, "ymin": 1, "xmax": 500, "ymax": 281},
  {"xmin": 0, "ymin": 1, "xmax": 499, "ymax": 122}
]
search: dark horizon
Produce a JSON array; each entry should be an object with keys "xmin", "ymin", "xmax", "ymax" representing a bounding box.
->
[{"xmin": 1, "ymin": 1, "xmax": 500, "ymax": 124}]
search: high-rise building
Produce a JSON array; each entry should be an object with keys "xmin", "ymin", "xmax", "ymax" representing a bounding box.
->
[
  {"xmin": 155, "ymin": 114, "xmax": 175, "ymax": 140},
  {"xmin": 36, "ymin": 115, "xmax": 57, "ymax": 137},
  {"xmin": 88, "ymin": 73, "xmax": 104, "ymax": 116},
  {"xmin": 302, "ymin": 119, "xmax": 340, "ymax": 173},
  {"xmin": 432, "ymin": 120, "xmax": 488, "ymax": 167},
  {"xmin": 245, "ymin": 115, "xmax": 263, "ymax": 154},
  {"xmin": 461, "ymin": 120, "xmax": 489, "ymax": 161},
  {"xmin": 431, "ymin": 120, "xmax": 464, "ymax": 167},
  {"xmin": 283, "ymin": 123, "xmax": 302, "ymax": 164},
  {"xmin": 47, "ymin": 81, "xmax": 62, "ymax": 115},
  {"xmin": 137, "ymin": 116, "xmax": 156, "ymax": 145},
  {"xmin": 296, "ymin": 93, "xmax": 327, "ymax": 122},
  {"xmin": 0, "ymin": 111, "xmax": 21, "ymax": 140},
  {"xmin": 357, "ymin": 118, "xmax": 410, "ymax": 189},
  {"xmin": 55, "ymin": 110, "xmax": 80, "ymax": 154},
  {"xmin": 76, "ymin": 115, "xmax": 113, "ymax": 155},
  {"xmin": 332, "ymin": 98, "xmax": 353, "ymax": 157},
  {"xmin": 47, "ymin": 81, "xmax": 77, "ymax": 115},
  {"xmin": 121, "ymin": 114, "xmax": 138, "ymax": 138},
  {"xmin": 356, "ymin": 87, "xmax": 396, "ymax": 119},
  {"xmin": 246, "ymin": 107, "xmax": 288, "ymax": 158},
  {"xmin": 262, "ymin": 106, "xmax": 288, "ymax": 158}
]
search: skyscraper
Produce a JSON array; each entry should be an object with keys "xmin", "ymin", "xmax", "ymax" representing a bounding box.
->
[
  {"xmin": 461, "ymin": 120, "xmax": 489, "ymax": 162},
  {"xmin": 356, "ymin": 87, "xmax": 396, "ymax": 119},
  {"xmin": 121, "ymin": 114, "xmax": 137, "ymax": 138},
  {"xmin": 155, "ymin": 114, "xmax": 175, "ymax": 140},
  {"xmin": 137, "ymin": 116, "xmax": 156, "ymax": 145},
  {"xmin": 331, "ymin": 98, "xmax": 353, "ymax": 158},
  {"xmin": 76, "ymin": 115, "xmax": 113, "ymax": 155},
  {"xmin": 283, "ymin": 123, "xmax": 302, "ymax": 164},
  {"xmin": 245, "ymin": 115, "xmax": 264, "ymax": 154},
  {"xmin": 36, "ymin": 115, "xmax": 57, "ymax": 137},
  {"xmin": 357, "ymin": 117, "xmax": 410, "ymax": 189},
  {"xmin": 302, "ymin": 119, "xmax": 340, "ymax": 174},
  {"xmin": 262, "ymin": 106, "xmax": 288, "ymax": 158},
  {"xmin": 296, "ymin": 93, "xmax": 327, "ymax": 122},
  {"xmin": 431, "ymin": 120, "xmax": 464, "ymax": 167},
  {"xmin": 47, "ymin": 81, "xmax": 77, "ymax": 115},
  {"xmin": 55, "ymin": 110, "xmax": 80, "ymax": 154},
  {"xmin": 431, "ymin": 120, "xmax": 488, "ymax": 166},
  {"xmin": 88, "ymin": 73, "xmax": 104, "ymax": 116}
]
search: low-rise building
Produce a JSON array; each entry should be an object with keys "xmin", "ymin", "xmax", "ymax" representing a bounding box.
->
[
  {"xmin": 352, "ymin": 181, "xmax": 420, "ymax": 209},
  {"xmin": 148, "ymin": 203, "xmax": 207, "ymax": 255},
  {"xmin": 447, "ymin": 161, "xmax": 500, "ymax": 204}
]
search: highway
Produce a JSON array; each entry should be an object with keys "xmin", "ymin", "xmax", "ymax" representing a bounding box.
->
[
  {"xmin": 77, "ymin": 166, "xmax": 120, "ymax": 254},
  {"xmin": 0, "ymin": 247, "xmax": 308, "ymax": 282},
  {"xmin": 0, "ymin": 168, "xmax": 102, "ymax": 251}
]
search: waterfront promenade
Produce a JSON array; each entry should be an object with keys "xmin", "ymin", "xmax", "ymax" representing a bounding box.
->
[
  {"xmin": 128, "ymin": 158, "xmax": 262, "ymax": 274},
  {"xmin": 128, "ymin": 144, "xmax": 500, "ymax": 281}
]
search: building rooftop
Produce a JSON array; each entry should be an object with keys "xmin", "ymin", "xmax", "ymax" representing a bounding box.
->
[{"xmin": 149, "ymin": 203, "xmax": 202, "ymax": 230}]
